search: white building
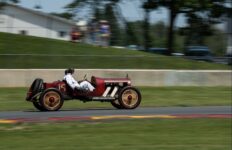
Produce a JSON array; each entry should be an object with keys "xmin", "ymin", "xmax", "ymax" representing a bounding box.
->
[{"xmin": 0, "ymin": 4, "xmax": 77, "ymax": 41}]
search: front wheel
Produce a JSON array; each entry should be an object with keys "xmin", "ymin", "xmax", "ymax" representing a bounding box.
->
[
  {"xmin": 111, "ymin": 100, "xmax": 123, "ymax": 109},
  {"xmin": 32, "ymin": 101, "xmax": 45, "ymax": 111},
  {"xmin": 118, "ymin": 86, "xmax": 141, "ymax": 109},
  {"xmin": 39, "ymin": 89, "xmax": 64, "ymax": 111}
]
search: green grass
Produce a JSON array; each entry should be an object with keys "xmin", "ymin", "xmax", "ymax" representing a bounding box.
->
[
  {"xmin": 0, "ymin": 32, "xmax": 230, "ymax": 69},
  {"xmin": 0, "ymin": 87, "xmax": 230, "ymax": 111},
  {"xmin": 0, "ymin": 119, "xmax": 231, "ymax": 150}
]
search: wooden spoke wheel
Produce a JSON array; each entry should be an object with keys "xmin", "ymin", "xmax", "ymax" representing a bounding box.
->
[
  {"xmin": 39, "ymin": 89, "xmax": 63, "ymax": 111},
  {"xmin": 118, "ymin": 87, "xmax": 141, "ymax": 109}
]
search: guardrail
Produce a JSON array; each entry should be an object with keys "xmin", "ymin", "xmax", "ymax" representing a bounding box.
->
[{"xmin": 0, "ymin": 69, "xmax": 231, "ymax": 87}]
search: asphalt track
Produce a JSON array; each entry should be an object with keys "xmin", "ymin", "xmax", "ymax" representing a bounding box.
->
[{"xmin": 0, "ymin": 106, "xmax": 231, "ymax": 123}]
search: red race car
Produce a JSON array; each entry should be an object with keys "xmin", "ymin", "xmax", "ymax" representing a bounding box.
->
[{"xmin": 26, "ymin": 75, "xmax": 142, "ymax": 111}]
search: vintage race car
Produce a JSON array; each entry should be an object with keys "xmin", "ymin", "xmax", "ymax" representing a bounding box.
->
[{"xmin": 26, "ymin": 75, "xmax": 141, "ymax": 111}]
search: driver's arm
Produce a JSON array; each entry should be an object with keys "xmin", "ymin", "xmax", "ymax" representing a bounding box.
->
[{"xmin": 65, "ymin": 75, "xmax": 81, "ymax": 89}]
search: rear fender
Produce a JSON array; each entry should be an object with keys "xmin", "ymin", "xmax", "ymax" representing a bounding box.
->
[{"xmin": 26, "ymin": 78, "xmax": 44, "ymax": 101}]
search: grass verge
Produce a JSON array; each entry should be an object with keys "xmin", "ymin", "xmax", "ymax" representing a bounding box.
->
[
  {"xmin": 0, "ymin": 32, "xmax": 230, "ymax": 69},
  {"xmin": 0, "ymin": 87, "xmax": 230, "ymax": 111},
  {"xmin": 0, "ymin": 119, "xmax": 231, "ymax": 150}
]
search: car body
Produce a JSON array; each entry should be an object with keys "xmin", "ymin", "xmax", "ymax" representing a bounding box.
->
[
  {"xmin": 227, "ymin": 54, "xmax": 232, "ymax": 65},
  {"xmin": 127, "ymin": 45, "xmax": 143, "ymax": 51},
  {"xmin": 171, "ymin": 52, "xmax": 184, "ymax": 57},
  {"xmin": 26, "ymin": 76, "xmax": 141, "ymax": 111},
  {"xmin": 226, "ymin": 46, "xmax": 232, "ymax": 65},
  {"xmin": 184, "ymin": 46, "xmax": 213, "ymax": 62},
  {"xmin": 148, "ymin": 47, "xmax": 168, "ymax": 55}
]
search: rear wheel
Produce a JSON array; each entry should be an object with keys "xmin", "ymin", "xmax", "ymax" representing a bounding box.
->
[
  {"xmin": 111, "ymin": 100, "xmax": 123, "ymax": 109},
  {"xmin": 118, "ymin": 86, "xmax": 141, "ymax": 109},
  {"xmin": 39, "ymin": 89, "xmax": 64, "ymax": 111}
]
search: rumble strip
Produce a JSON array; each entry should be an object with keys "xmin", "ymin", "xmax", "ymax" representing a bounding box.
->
[{"xmin": 0, "ymin": 114, "xmax": 231, "ymax": 124}]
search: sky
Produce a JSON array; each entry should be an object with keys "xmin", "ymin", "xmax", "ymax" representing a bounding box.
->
[
  {"xmin": 19, "ymin": 0, "xmax": 72, "ymax": 13},
  {"xmin": 18, "ymin": 0, "xmax": 187, "ymax": 27}
]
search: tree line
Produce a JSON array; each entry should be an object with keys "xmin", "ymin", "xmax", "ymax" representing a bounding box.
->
[{"xmin": 63, "ymin": 0, "xmax": 231, "ymax": 55}]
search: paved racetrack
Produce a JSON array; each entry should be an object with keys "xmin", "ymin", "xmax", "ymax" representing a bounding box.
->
[{"xmin": 0, "ymin": 106, "xmax": 231, "ymax": 122}]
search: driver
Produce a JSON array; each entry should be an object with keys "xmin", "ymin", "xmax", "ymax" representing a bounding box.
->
[{"xmin": 63, "ymin": 68, "xmax": 95, "ymax": 92}]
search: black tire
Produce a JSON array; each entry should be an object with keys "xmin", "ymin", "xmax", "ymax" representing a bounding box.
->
[
  {"xmin": 111, "ymin": 100, "xmax": 123, "ymax": 109},
  {"xmin": 26, "ymin": 78, "xmax": 44, "ymax": 100},
  {"xmin": 32, "ymin": 101, "xmax": 46, "ymax": 111},
  {"xmin": 118, "ymin": 86, "xmax": 141, "ymax": 109},
  {"xmin": 39, "ymin": 89, "xmax": 64, "ymax": 111}
]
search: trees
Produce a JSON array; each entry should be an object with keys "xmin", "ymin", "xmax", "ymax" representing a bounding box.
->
[
  {"xmin": 104, "ymin": 3, "xmax": 121, "ymax": 45},
  {"xmin": 141, "ymin": 0, "xmax": 227, "ymax": 55},
  {"xmin": 65, "ymin": 0, "xmax": 227, "ymax": 52},
  {"xmin": 64, "ymin": 0, "xmax": 120, "ymax": 19},
  {"xmin": 183, "ymin": 0, "xmax": 227, "ymax": 46},
  {"xmin": 0, "ymin": 0, "xmax": 19, "ymax": 3},
  {"xmin": 0, "ymin": 0, "xmax": 19, "ymax": 8},
  {"xmin": 124, "ymin": 21, "xmax": 143, "ymax": 46},
  {"xmin": 142, "ymin": 0, "xmax": 158, "ymax": 50},
  {"xmin": 180, "ymin": 14, "xmax": 214, "ymax": 47},
  {"xmin": 150, "ymin": 21, "xmax": 167, "ymax": 47},
  {"xmin": 65, "ymin": 0, "xmax": 122, "ymax": 46},
  {"xmin": 64, "ymin": 0, "xmax": 102, "ymax": 19}
]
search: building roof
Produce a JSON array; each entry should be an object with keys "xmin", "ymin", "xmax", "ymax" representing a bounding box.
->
[{"xmin": 2, "ymin": 3, "xmax": 76, "ymax": 26}]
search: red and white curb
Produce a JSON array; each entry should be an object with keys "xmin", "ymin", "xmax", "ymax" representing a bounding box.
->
[{"xmin": 0, "ymin": 114, "xmax": 231, "ymax": 124}]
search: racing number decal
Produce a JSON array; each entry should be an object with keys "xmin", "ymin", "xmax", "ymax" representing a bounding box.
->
[{"xmin": 59, "ymin": 84, "xmax": 66, "ymax": 92}]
